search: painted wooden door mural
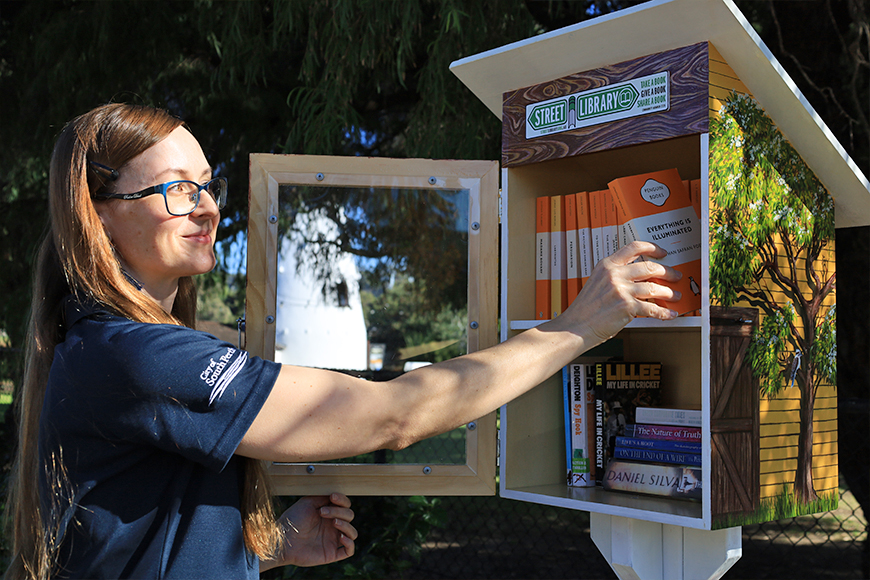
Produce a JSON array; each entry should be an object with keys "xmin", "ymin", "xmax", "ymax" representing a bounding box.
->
[{"xmin": 710, "ymin": 306, "xmax": 760, "ymax": 526}]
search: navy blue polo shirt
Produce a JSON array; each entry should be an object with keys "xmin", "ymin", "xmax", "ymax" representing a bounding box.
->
[{"xmin": 38, "ymin": 297, "xmax": 281, "ymax": 579}]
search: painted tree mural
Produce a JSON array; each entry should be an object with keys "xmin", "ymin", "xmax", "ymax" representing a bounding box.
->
[{"xmin": 709, "ymin": 93, "xmax": 836, "ymax": 504}]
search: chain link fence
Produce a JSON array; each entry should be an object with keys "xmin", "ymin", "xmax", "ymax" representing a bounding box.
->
[{"xmin": 392, "ymin": 398, "xmax": 868, "ymax": 580}]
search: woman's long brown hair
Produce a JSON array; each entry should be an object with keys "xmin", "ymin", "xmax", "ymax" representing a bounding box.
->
[{"xmin": 4, "ymin": 104, "xmax": 280, "ymax": 579}]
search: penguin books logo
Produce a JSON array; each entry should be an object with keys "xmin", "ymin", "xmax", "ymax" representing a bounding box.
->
[{"xmin": 640, "ymin": 179, "xmax": 670, "ymax": 207}]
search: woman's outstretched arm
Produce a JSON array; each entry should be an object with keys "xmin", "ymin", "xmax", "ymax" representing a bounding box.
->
[{"xmin": 236, "ymin": 241, "xmax": 682, "ymax": 463}]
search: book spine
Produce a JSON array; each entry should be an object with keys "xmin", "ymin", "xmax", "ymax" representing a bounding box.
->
[
  {"xmin": 589, "ymin": 190, "xmax": 603, "ymax": 267},
  {"xmin": 586, "ymin": 365, "xmax": 597, "ymax": 483},
  {"xmin": 603, "ymin": 188, "xmax": 619, "ymax": 257},
  {"xmin": 550, "ymin": 195, "xmax": 567, "ymax": 317},
  {"xmin": 575, "ymin": 192, "xmax": 593, "ymax": 288},
  {"xmin": 567, "ymin": 363, "xmax": 593, "ymax": 486},
  {"xmin": 623, "ymin": 423, "xmax": 702, "ymax": 442},
  {"xmin": 690, "ymin": 179, "xmax": 702, "ymax": 221},
  {"xmin": 634, "ymin": 407, "xmax": 702, "ymax": 427},
  {"xmin": 594, "ymin": 377, "xmax": 606, "ymax": 484},
  {"xmin": 535, "ymin": 196, "xmax": 551, "ymax": 320},
  {"xmin": 613, "ymin": 446, "xmax": 701, "ymax": 467},
  {"xmin": 586, "ymin": 363, "xmax": 615, "ymax": 483},
  {"xmin": 615, "ymin": 436, "xmax": 701, "ymax": 454},
  {"xmin": 602, "ymin": 460, "xmax": 702, "ymax": 500},
  {"xmin": 562, "ymin": 365, "xmax": 573, "ymax": 485},
  {"xmin": 564, "ymin": 193, "xmax": 580, "ymax": 306},
  {"xmin": 683, "ymin": 179, "xmax": 691, "ymax": 214}
]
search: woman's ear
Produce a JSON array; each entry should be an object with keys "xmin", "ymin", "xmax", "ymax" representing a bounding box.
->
[{"xmin": 93, "ymin": 202, "xmax": 114, "ymax": 243}]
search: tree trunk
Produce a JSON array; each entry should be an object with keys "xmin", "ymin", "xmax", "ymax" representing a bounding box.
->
[{"xmin": 793, "ymin": 363, "xmax": 818, "ymax": 503}]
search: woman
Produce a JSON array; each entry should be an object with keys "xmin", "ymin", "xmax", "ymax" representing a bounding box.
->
[{"xmin": 6, "ymin": 103, "xmax": 681, "ymax": 579}]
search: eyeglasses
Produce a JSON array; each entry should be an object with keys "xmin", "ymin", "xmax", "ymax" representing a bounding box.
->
[{"xmin": 93, "ymin": 177, "xmax": 228, "ymax": 216}]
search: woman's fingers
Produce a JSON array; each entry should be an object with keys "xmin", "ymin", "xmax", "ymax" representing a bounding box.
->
[
  {"xmin": 565, "ymin": 241, "xmax": 682, "ymax": 337},
  {"xmin": 334, "ymin": 517, "xmax": 359, "ymax": 542},
  {"xmin": 328, "ymin": 493, "xmax": 352, "ymax": 510},
  {"xmin": 320, "ymin": 493, "xmax": 355, "ymax": 524},
  {"xmin": 606, "ymin": 240, "xmax": 668, "ymax": 266}
]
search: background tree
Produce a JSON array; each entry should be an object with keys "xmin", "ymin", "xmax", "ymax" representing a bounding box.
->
[{"xmin": 0, "ymin": 0, "xmax": 629, "ymax": 350}]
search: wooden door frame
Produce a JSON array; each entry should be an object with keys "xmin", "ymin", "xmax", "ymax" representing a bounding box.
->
[{"xmin": 247, "ymin": 154, "xmax": 500, "ymax": 496}]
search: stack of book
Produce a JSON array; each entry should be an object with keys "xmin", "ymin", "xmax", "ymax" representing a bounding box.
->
[
  {"xmin": 564, "ymin": 360, "xmax": 666, "ymax": 488},
  {"xmin": 601, "ymin": 407, "xmax": 703, "ymax": 501},
  {"xmin": 563, "ymin": 360, "xmax": 704, "ymax": 501},
  {"xmin": 536, "ymin": 169, "xmax": 703, "ymax": 320}
]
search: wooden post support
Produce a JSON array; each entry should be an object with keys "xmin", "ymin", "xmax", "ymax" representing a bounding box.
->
[{"xmin": 590, "ymin": 513, "xmax": 742, "ymax": 580}]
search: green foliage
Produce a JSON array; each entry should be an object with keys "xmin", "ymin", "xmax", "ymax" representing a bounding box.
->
[
  {"xmin": 278, "ymin": 186, "xmax": 468, "ymax": 314},
  {"xmin": 195, "ymin": 268, "xmax": 244, "ymax": 325},
  {"xmin": 710, "ymin": 92, "xmax": 837, "ymax": 500},
  {"xmin": 709, "ymin": 93, "xmax": 834, "ymax": 310},
  {"xmin": 747, "ymin": 302, "xmax": 794, "ymax": 398},
  {"xmin": 0, "ymin": 0, "xmax": 613, "ymax": 352},
  {"xmin": 361, "ymin": 274, "xmax": 467, "ymax": 369},
  {"xmin": 811, "ymin": 304, "xmax": 837, "ymax": 386},
  {"xmin": 709, "ymin": 92, "xmax": 836, "ymax": 394}
]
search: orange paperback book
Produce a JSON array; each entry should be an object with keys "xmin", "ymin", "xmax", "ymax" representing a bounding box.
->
[
  {"xmin": 602, "ymin": 188, "xmax": 619, "ymax": 258},
  {"xmin": 608, "ymin": 168, "xmax": 702, "ymax": 315},
  {"xmin": 536, "ymin": 196, "xmax": 551, "ymax": 320},
  {"xmin": 575, "ymin": 192, "xmax": 594, "ymax": 288},
  {"xmin": 550, "ymin": 195, "xmax": 568, "ymax": 317},
  {"xmin": 564, "ymin": 193, "xmax": 581, "ymax": 305},
  {"xmin": 589, "ymin": 190, "xmax": 604, "ymax": 267}
]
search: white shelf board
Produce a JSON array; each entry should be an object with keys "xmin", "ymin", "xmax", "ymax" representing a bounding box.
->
[
  {"xmin": 500, "ymin": 483, "xmax": 705, "ymax": 529},
  {"xmin": 510, "ymin": 316, "xmax": 703, "ymax": 331}
]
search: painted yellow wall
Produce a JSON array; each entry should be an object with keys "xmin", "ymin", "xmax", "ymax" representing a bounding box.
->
[{"xmin": 708, "ymin": 42, "xmax": 838, "ymax": 502}]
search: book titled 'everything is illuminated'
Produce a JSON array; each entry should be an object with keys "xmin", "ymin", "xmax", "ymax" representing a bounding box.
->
[{"xmin": 608, "ymin": 168, "xmax": 702, "ymax": 315}]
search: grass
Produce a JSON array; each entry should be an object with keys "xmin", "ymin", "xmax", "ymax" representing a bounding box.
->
[{"xmin": 713, "ymin": 484, "xmax": 840, "ymax": 528}]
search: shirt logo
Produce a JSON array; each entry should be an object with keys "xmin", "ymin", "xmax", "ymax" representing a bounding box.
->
[{"xmin": 200, "ymin": 348, "xmax": 248, "ymax": 405}]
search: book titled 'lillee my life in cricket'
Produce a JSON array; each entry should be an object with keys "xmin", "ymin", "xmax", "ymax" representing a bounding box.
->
[
  {"xmin": 608, "ymin": 168, "xmax": 702, "ymax": 315},
  {"xmin": 593, "ymin": 362, "xmax": 662, "ymax": 483}
]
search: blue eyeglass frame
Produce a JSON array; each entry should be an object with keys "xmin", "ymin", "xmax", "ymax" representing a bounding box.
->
[{"xmin": 93, "ymin": 177, "xmax": 228, "ymax": 216}]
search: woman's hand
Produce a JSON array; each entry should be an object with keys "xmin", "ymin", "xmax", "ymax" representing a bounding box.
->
[
  {"xmin": 550, "ymin": 241, "xmax": 683, "ymax": 346},
  {"xmin": 260, "ymin": 493, "xmax": 357, "ymax": 572}
]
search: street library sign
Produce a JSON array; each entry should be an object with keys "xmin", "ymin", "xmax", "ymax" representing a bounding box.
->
[{"xmin": 525, "ymin": 71, "xmax": 670, "ymax": 139}]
